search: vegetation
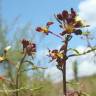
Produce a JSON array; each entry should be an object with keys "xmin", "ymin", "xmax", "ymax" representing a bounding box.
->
[{"xmin": 0, "ymin": 3, "xmax": 96, "ymax": 96}]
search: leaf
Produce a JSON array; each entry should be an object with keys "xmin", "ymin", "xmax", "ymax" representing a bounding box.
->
[
  {"xmin": 82, "ymin": 31, "xmax": 90, "ymax": 35},
  {"xmin": 16, "ymin": 62, "xmax": 20, "ymax": 69},
  {"xmin": 68, "ymin": 48, "xmax": 80, "ymax": 55},
  {"xmin": 2, "ymin": 84, "xmax": 9, "ymax": 96}
]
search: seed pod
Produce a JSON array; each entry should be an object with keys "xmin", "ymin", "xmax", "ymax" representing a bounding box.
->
[{"xmin": 74, "ymin": 29, "xmax": 82, "ymax": 35}]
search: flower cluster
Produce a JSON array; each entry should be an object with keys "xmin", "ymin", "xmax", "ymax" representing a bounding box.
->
[
  {"xmin": 21, "ymin": 39, "xmax": 36, "ymax": 56},
  {"xmin": 36, "ymin": 22, "xmax": 54, "ymax": 35},
  {"xmin": 48, "ymin": 49, "xmax": 65, "ymax": 68},
  {"xmin": 56, "ymin": 8, "xmax": 89, "ymax": 36}
]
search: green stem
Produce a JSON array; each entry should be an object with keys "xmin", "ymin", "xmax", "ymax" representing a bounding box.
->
[{"xmin": 15, "ymin": 53, "xmax": 26, "ymax": 96}]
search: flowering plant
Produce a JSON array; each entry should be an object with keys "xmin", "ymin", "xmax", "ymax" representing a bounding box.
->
[{"xmin": 36, "ymin": 8, "xmax": 95, "ymax": 96}]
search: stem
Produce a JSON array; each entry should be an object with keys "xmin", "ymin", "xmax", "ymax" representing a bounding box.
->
[
  {"xmin": 62, "ymin": 40, "xmax": 68, "ymax": 96},
  {"xmin": 49, "ymin": 31, "xmax": 63, "ymax": 40},
  {"xmin": 15, "ymin": 53, "xmax": 26, "ymax": 96},
  {"xmin": 62, "ymin": 61, "xmax": 66, "ymax": 96}
]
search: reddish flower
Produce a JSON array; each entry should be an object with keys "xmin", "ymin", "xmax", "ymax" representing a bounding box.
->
[
  {"xmin": 66, "ymin": 18, "xmax": 75, "ymax": 24},
  {"xmin": 46, "ymin": 22, "xmax": 54, "ymax": 26},
  {"xmin": 21, "ymin": 39, "xmax": 29, "ymax": 49},
  {"xmin": 36, "ymin": 26, "xmax": 49, "ymax": 35},
  {"xmin": 36, "ymin": 27, "xmax": 43, "ymax": 32},
  {"xmin": 57, "ymin": 13, "xmax": 63, "ymax": 20},
  {"xmin": 26, "ymin": 43, "xmax": 36, "ymax": 56},
  {"xmin": 71, "ymin": 8, "xmax": 76, "ymax": 18},
  {"xmin": 21, "ymin": 39, "xmax": 36, "ymax": 55},
  {"xmin": 62, "ymin": 10, "xmax": 68, "ymax": 19}
]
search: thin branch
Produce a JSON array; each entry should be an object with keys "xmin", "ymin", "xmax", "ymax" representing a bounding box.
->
[
  {"xmin": 68, "ymin": 47, "xmax": 96, "ymax": 58},
  {"xmin": 49, "ymin": 31, "xmax": 63, "ymax": 40},
  {"xmin": 0, "ymin": 86, "xmax": 43, "ymax": 93},
  {"xmin": 23, "ymin": 60, "xmax": 34, "ymax": 66},
  {"xmin": 21, "ymin": 66, "xmax": 47, "ymax": 73},
  {"xmin": 15, "ymin": 53, "xmax": 26, "ymax": 96}
]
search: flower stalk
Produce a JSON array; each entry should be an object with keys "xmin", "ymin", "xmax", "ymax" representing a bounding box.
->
[{"xmin": 15, "ymin": 53, "xmax": 26, "ymax": 96}]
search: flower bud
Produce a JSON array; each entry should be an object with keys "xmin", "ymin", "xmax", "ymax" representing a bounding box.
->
[
  {"xmin": 57, "ymin": 13, "xmax": 63, "ymax": 20},
  {"xmin": 74, "ymin": 29, "xmax": 82, "ymax": 35},
  {"xmin": 46, "ymin": 22, "xmax": 54, "ymax": 26},
  {"xmin": 62, "ymin": 10, "xmax": 68, "ymax": 19}
]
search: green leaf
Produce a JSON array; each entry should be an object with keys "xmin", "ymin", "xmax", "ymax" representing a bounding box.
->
[{"xmin": 68, "ymin": 48, "xmax": 80, "ymax": 55}]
